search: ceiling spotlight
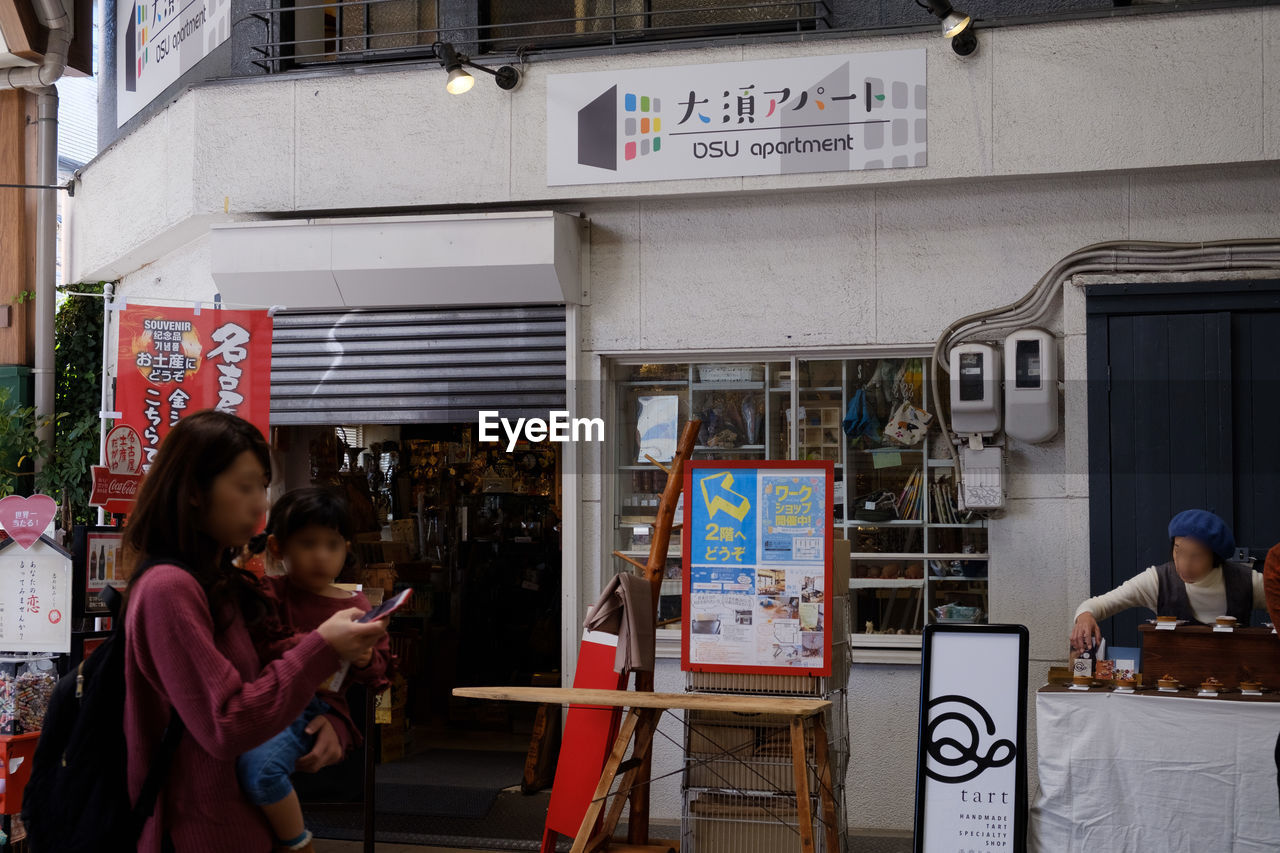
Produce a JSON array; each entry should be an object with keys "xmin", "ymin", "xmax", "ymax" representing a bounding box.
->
[
  {"xmin": 434, "ymin": 42, "xmax": 522, "ymax": 94},
  {"xmin": 923, "ymin": 0, "xmax": 978, "ymax": 57}
]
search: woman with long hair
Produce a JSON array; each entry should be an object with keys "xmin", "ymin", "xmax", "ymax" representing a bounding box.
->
[{"xmin": 123, "ymin": 410, "xmax": 388, "ymax": 852}]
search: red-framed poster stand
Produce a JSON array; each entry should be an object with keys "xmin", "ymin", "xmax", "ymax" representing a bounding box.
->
[{"xmin": 682, "ymin": 460, "xmax": 835, "ymax": 678}]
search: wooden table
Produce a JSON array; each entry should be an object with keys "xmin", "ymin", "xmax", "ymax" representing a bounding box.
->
[{"xmin": 452, "ymin": 686, "xmax": 837, "ymax": 853}]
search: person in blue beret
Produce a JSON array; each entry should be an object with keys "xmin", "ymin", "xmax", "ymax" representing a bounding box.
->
[{"xmin": 1070, "ymin": 509, "xmax": 1266, "ymax": 651}]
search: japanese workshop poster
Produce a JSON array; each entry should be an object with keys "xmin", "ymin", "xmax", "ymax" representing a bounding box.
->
[{"xmin": 683, "ymin": 461, "xmax": 834, "ymax": 676}]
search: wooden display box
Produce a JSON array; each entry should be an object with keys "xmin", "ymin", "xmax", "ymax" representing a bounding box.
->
[{"xmin": 1140, "ymin": 625, "xmax": 1280, "ymax": 689}]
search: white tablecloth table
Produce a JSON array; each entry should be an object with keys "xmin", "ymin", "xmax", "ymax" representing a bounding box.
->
[{"xmin": 1030, "ymin": 687, "xmax": 1280, "ymax": 852}]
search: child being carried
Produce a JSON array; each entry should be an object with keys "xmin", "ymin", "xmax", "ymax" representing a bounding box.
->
[{"xmin": 238, "ymin": 488, "xmax": 393, "ymax": 853}]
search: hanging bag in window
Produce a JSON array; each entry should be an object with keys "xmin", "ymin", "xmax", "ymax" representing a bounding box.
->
[{"xmin": 882, "ymin": 402, "xmax": 933, "ymax": 447}]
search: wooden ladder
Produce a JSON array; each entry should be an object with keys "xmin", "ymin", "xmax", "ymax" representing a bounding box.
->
[{"xmin": 602, "ymin": 418, "xmax": 701, "ymax": 851}]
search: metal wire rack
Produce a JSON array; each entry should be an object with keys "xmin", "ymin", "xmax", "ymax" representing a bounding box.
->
[{"xmin": 681, "ymin": 596, "xmax": 851, "ymax": 852}]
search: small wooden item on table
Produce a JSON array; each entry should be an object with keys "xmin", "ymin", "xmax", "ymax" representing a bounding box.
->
[{"xmin": 1140, "ymin": 624, "xmax": 1280, "ymax": 689}]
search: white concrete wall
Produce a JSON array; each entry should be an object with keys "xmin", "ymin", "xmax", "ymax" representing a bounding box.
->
[
  {"xmin": 71, "ymin": 7, "xmax": 1280, "ymax": 285},
  {"xmin": 84, "ymin": 4, "xmax": 1280, "ymax": 835}
]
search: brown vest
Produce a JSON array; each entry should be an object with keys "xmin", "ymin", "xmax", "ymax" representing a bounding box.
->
[{"xmin": 1154, "ymin": 561, "xmax": 1254, "ymax": 625}]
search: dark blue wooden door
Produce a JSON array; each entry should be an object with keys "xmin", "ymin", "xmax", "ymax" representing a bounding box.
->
[{"xmin": 1090, "ymin": 311, "xmax": 1233, "ymax": 647}]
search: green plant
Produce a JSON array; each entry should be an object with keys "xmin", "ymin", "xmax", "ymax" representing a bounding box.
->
[
  {"xmin": 0, "ymin": 387, "xmax": 45, "ymax": 498},
  {"xmin": 0, "ymin": 388, "xmax": 98, "ymax": 519},
  {"xmin": 14, "ymin": 290, "xmax": 35, "ymax": 304},
  {"xmin": 53, "ymin": 282, "xmax": 107, "ymax": 526}
]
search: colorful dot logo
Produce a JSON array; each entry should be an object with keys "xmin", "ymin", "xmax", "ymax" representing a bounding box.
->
[
  {"xmin": 576, "ymin": 85, "xmax": 664, "ymax": 172},
  {"xmin": 622, "ymin": 92, "xmax": 661, "ymax": 161}
]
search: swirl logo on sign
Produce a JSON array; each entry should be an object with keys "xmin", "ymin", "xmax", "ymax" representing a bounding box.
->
[{"xmin": 924, "ymin": 695, "xmax": 1016, "ymax": 784}]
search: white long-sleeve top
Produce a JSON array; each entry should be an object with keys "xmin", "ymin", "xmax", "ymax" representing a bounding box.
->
[{"xmin": 1074, "ymin": 565, "xmax": 1267, "ymax": 624}]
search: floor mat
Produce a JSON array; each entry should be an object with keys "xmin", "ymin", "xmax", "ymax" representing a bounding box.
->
[
  {"xmin": 305, "ymin": 790, "xmax": 561, "ymax": 849},
  {"xmin": 370, "ymin": 749, "xmax": 527, "ymax": 819},
  {"xmin": 377, "ymin": 748, "xmax": 528, "ymax": 788}
]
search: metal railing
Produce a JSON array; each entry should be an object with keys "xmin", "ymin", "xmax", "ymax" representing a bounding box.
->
[{"xmin": 247, "ymin": 1, "xmax": 830, "ymax": 72}]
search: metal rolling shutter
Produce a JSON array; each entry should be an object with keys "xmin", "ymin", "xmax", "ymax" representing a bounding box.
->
[{"xmin": 270, "ymin": 305, "xmax": 567, "ymax": 425}]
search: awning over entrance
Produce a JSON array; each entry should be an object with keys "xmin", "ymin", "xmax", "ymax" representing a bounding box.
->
[
  {"xmin": 208, "ymin": 211, "xmax": 581, "ymax": 426},
  {"xmin": 209, "ymin": 211, "xmax": 586, "ymax": 309}
]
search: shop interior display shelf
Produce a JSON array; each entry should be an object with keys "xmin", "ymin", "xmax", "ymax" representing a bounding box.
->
[
  {"xmin": 849, "ymin": 578, "xmax": 925, "ymax": 589},
  {"xmin": 846, "ymin": 519, "xmax": 923, "ymax": 527},
  {"xmin": 691, "ymin": 382, "xmax": 767, "ymax": 391},
  {"xmin": 852, "ymin": 632, "xmax": 923, "ymax": 647}
]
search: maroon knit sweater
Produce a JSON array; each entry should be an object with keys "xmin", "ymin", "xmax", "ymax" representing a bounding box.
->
[
  {"xmin": 259, "ymin": 574, "xmax": 392, "ymax": 747},
  {"xmin": 125, "ymin": 563, "xmax": 342, "ymax": 853}
]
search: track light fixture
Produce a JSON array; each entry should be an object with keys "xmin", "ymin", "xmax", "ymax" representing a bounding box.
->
[
  {"xmin": 922, "ymin": 0, "xmax": 977, "ymax": 57},
  {"xmin": 433, "ymin": 42, "xmax": 521, "ymax": 94}
]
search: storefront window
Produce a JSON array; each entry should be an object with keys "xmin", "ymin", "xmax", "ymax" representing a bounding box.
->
[{"xmin": 609, "ymin": 355, "xmax": 989, "ymax": 653}]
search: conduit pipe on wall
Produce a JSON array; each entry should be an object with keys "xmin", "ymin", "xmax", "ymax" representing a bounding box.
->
[{"xmin": 931, "ymin": 240, "xmax": 1280, "ymax": 504}]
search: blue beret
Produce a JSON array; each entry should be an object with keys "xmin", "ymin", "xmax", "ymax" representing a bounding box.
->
[{"xmin": 1168, "ymin": 509, "xmax": 1235, "ymax": 562}]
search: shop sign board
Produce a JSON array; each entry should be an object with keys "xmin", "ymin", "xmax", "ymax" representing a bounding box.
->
[
  {"xmin": 116, "ymin": 0, "xmax": 232, "ymax": 125},
  {"xmin": 0, "ymin": 536, "xmax": 72, "ymax": 654},
  {"xmin": 90, "ymin": 424, "xmax": 146, "ymax": 515},
  {"xmin": 547, "ymin": 48, "xmax": 926, "ymax": 186},
  {"xmin": 682, "ymin": 461, "xmax": 833, "ymax": 676},
  {"xmin": 0, "ymin": 495, "xmax": 57, "ymax": 550},
  {"xmin": 914, "ymin": 624, "xmax": 1029, "ymax": 853},
  {"xmin": 115, "ymin": 306, "xmax": 273, "ymax": 474},
  {"xmin": 74, "ymin": 526, "xmax": 127, "ymax": 617}
]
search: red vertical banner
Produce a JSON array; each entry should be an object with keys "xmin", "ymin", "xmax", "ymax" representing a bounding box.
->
[{"xmin": 115, "ymin": 306, "xmax": 273, "ymax": 470}]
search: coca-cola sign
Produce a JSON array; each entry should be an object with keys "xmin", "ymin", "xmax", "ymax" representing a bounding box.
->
[{"xmin": 90, "ymin": 466, "xmax": 143, "ymax": 515}]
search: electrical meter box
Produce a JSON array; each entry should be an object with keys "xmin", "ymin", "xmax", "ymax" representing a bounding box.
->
[
  {"xmin": 959, "ymin": 445, "xmax": 1005, "ymax": 510},
  {"xmin": 1004, "ymin": 328, "xmax": 1059, "ymax": 443},
  {"xmin": 949, "ymin": 343, "xmax": 1001, "ymax": 436}
]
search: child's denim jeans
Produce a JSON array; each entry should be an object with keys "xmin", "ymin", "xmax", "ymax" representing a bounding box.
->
[{"xmin": 236, "ymin": 696, "xmax": 332, "ymax": 806}]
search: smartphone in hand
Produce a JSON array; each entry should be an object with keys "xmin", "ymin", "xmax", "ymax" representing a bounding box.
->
[{"xmin": 359, "ymin": 588, "xmax": 412, "ymax": 623}]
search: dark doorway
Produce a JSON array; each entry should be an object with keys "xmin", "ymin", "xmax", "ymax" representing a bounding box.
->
[{"xmin": 1086, "ymin": 280, "xmax": 1280, "ymax": 648}]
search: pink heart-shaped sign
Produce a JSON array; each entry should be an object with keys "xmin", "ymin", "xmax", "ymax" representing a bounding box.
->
[{"xmin": 0, "ymin": 494, "xmax": 58, "ymax": 549}]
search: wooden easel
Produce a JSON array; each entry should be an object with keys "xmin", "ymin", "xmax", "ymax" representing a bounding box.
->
[
  {"xmin": 608, "ymin": 419, "xmax": 701, "ymax": 847},
  {"xmin": 453, "ymin": 687, "xmax": 841, "ymax": 853}
]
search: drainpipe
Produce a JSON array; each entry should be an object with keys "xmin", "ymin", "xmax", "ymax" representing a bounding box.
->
[
  {"xmin": 0, "ymin": 0, "xmax": 72, "ymax": 464},
  {"xmin": 31, "ymin": 88, "xmax": 58, "ymax": 459},
  {"xmin": 3, "ymin": 0, "xmax": 71, "ymax": 89}
]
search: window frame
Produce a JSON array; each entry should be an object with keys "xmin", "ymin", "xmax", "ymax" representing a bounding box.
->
[{"xmin": 603, "ymin": 348, "xmax": 989, "ymax": 665}]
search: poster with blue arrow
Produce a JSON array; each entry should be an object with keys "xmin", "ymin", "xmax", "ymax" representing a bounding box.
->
[
  {"xmin": 690, "ymin": 468, "xmax": 758, "ymax": 568},
  {"xmin": 683, "ymin": 460, "xmax": 834, "ymax": 676}
]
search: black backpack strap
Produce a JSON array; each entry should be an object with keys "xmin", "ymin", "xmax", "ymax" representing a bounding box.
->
[{"xmin": 131, "ymin": 711, "xmax": 186, "ymax": 839}]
